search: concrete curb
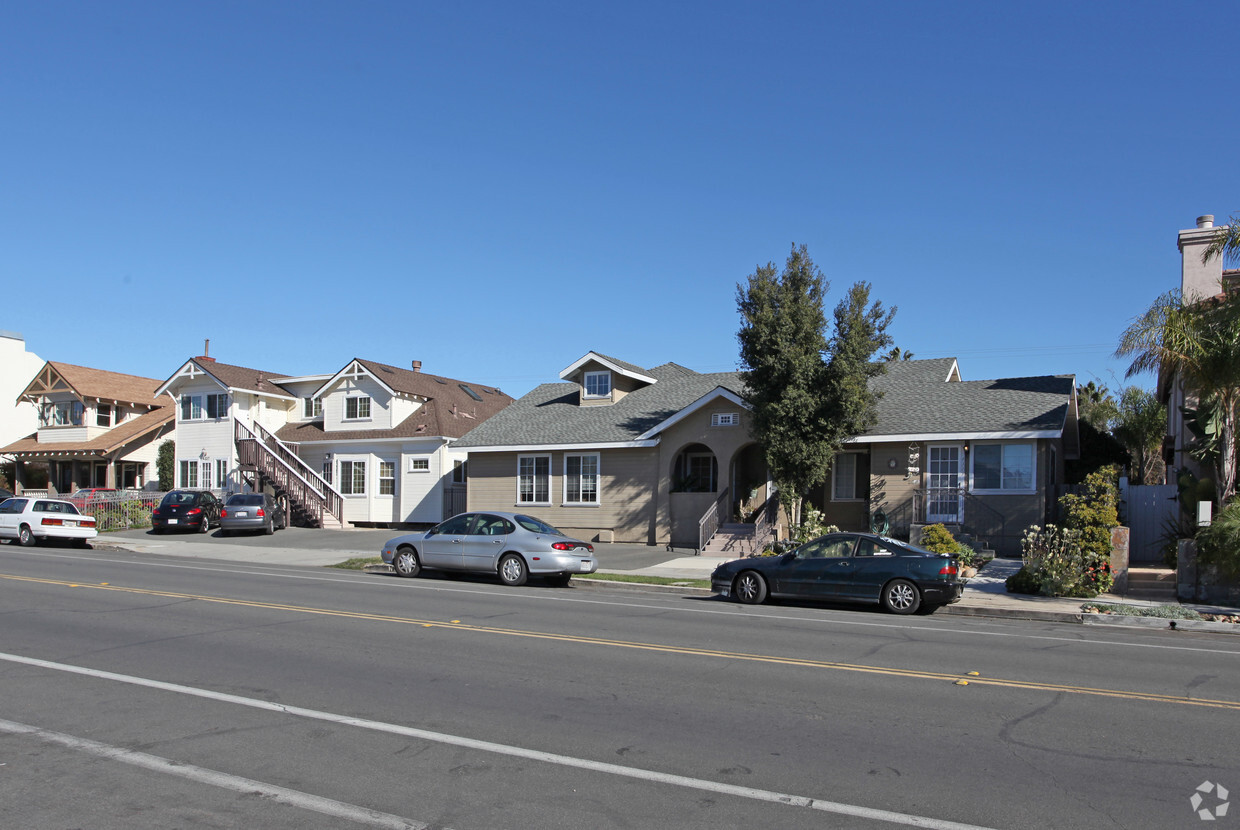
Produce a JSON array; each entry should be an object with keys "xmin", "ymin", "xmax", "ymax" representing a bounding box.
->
[
  {"xmin": 1081, "ymin": 613, "xmax": 1240, "ymax": 634},
  {"xmin": 940, "ymin": 604, "xmax": 1084, "ymax": 624}
]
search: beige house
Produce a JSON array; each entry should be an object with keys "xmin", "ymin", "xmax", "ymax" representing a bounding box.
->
[{"xmin": 1, "ymin": 362, "xmax": 174, "ymax": 493}]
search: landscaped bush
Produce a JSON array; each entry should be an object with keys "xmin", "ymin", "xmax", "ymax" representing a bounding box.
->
[
  {"xmin": 919, "ymin": 523, "xmax": 959, "ymax": 554},
  {"xmin": 788, "ymin": 505, "xmax": 839, "ymax": 545},
  {"xmin": 1195, "ymin": 500, "xmax": 1240, "ymax": 580},
  {"xmin": 1005, "ymin": 565, "xmax": 1042, "ymax": 595},
  {"xmin": 1018, "ymin": 524, "xmax": 1110, "ymax": 597},
  {"xmin": 1057, "ymin": 467, "xmax": 1118, "ymax": 594}
]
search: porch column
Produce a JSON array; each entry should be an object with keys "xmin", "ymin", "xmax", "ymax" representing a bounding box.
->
[
  {"xmin": 13, "ymin": 458, "xmax": 26, "ymax": 494},
  {"xmin": 105, "ymin": 458, "xmax": 117, "ymax": 488}
]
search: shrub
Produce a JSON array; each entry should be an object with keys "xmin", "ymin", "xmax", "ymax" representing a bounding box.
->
[
  {"xmin": 789, "ymin": 505, "xmax": 839, "ymax": 545},
  {"xmin": 1057, "ymin": 467, "xmax": 1118, "ymax": 594},
  {"xmin": 1006, "ymin": 566, "xmax": 1042, "ymax": 595},
  {"xmin": 1196, "ymin": 500, "xmax": 1240, "ymax": 580},
  {"xmin": 1017, "ymin": 524, "xmax": 1111, "ymax": 598},
  {"xmin": 919, "ymin": 523, "xmax": 960, "ymax": 555}
]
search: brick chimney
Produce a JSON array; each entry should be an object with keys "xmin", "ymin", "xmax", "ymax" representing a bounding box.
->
[
  {"xmin": 197, "ymin": 338, "xmax": 216, "ymax": 363},
  {"xmin": 1178, "ymin": 214, "xmax": 1225, "ymax": 303}
]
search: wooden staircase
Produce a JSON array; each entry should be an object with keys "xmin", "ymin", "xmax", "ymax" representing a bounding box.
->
[
  {"xmin": 1125, "ymin": 567, "xmax": 1179, "ymax": 602},
  {"xmin": 234, "ymin": 419, "xmax": 345, "ymax": 529}
]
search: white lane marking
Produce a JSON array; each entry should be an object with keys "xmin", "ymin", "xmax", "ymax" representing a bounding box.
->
[
  {"xmin": 12, "ymin": 548, "xmax": 1240, "ymax": 656},
  {"xmin": 0, "ymin": 716, "xmax": 425, "ymax": 829},
  {"xmin": 0, "ymin": 651, "xmax": 996, "ymax": 830}
]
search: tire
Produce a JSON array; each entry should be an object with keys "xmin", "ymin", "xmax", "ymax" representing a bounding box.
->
[
  {"xmin": 498, "ymin": 553, "xmax": 528, "ymax": 587},
  {"xmin": 882, "ymin": 579, "xmax": 921, "ymax": 615},
  {"xmin": 545, "ymin": 573, "xmax": 571, "ymax": 587},
  {"xmin": 198, "ymin": 515, "xmax": 211, "ymax": 533},
  {"xmin": 392, "ymin": 546, "xmax": 421, "ymax": 578},
  {"xmin": 734, "ymin": 570, "xmax": 768, "ymax": 605},
  {"xmin": 263, "ymin": 517, "xmax": 274, "ymax": 536},
  {"xmin": 18, "ymin": 525, "xmax": 35, "ymax": 547}
]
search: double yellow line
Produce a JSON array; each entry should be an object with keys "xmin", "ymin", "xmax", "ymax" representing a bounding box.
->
[{"xmin": 8, "ymin": 572, "xmax": 1240, "ymax": 711}]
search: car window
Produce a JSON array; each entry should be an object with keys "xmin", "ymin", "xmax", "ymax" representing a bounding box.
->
[
  {"xmin": 0, "ymin": 499, "xmax": 27, "ymax": 513},
  {"xmin": 162, "ymin": 492, "xmax": 198, "ymax": 506},
  {"xmin": 434, "ymin": 515, "xmax": 474, "ymax": 535},
  {"xmin": 35, "ymin": 500, "xmax": 63, "ymax": 513},
  {"xmin": 470, "ymin": 515, "xmax": 513, "ymax": 537},
  {"xmin": 879, "ymin": 536, "xmax": 934, "ymax": 556},
  {"xmin": 513, "ymin": 515, "xmax": 564, "ymax": 536},
  {"xmin": 797, "ymin": 536, "xmax": 855, "ymax": 559},
  {"xmin": 855, "ymin": 538, "xmax": 893, "ymax": 557}
]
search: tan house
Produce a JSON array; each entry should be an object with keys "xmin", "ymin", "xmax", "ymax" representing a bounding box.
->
[
  {"xmin": 455, "ymin": 352, "xmax": 1079, "ymax": 556},
  {"xmin": 1, "ymin": 362, "xmax": 174, "ymax": 493}
]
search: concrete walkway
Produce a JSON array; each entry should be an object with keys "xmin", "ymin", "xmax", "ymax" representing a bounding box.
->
[{"xmin": 88, "ymin": 530, "xmax": 1238, "ymax": 633}]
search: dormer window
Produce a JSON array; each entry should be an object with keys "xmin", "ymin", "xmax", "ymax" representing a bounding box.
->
[
  {"xmin": 345, "ymin": 395, "xmax": 372, "ymax": 420},
  {"xmin": 96, "ymin": 405, "xmax": 114, "ymax": 428},
  {"xmin": 304, "ymin": 397, "xmax": 322, "ymax": 418},
  {"xmin": 584, "ymin": 371, "xmax": 611, "ymax": 399}
]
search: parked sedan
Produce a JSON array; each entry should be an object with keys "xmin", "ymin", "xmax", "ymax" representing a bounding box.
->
[
  {"xmin": 711, "ymin": 532, "xmax": 964, "ymax": 614},
  {"xmin": 381, "ymin": 511, "xmax": 598, "ymax": 586},
  {"xmin": 219, "ymin": 493, "xmax": 286, "ymax": 536},
  {"xmin": 0, "ymin": 497, "xmax": 98, "ymax": 547},
  {"xmin": 151, "ymin": 490, "xmax": 222, "ymax": 534}
]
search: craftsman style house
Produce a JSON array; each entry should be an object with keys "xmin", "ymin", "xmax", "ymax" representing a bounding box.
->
[
  {"xmin": 454, "ymin": 352, "xmax": 1078, "ymax": 555},
  {"xmin": 1, "ymin": 362, "xmax": 174, "ymax": 493},
  {"xmin": 156, "ymin": 353, "xmax": 512, "ymax": 528}
]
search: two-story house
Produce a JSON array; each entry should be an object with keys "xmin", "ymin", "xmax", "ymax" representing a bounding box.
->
[{"xmin": 0, "ymin": 362, "xmax": 174, "ymax": 493}]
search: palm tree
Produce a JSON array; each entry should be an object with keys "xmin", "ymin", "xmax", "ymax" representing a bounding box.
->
[
  {"xmin": 1116, "ymin": 289, "xmax": 1240, "ymax": 504},
  {"xmin": 1202, "ymin": 214, "xmax": 1240, "ymax": 267}
]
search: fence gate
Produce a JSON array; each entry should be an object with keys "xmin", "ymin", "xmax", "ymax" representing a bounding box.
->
[{"xmin": 1122, "ymin": 482, "xmax": 1180, "ymax": 564}]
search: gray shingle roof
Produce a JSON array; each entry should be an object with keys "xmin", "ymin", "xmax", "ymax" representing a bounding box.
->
[{"xmin": 867, "ymin": 371, "xmax": 1074, "ymax": 438}]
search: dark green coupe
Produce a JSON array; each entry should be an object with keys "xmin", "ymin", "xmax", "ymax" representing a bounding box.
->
[{"xmin": 711, "ymin": 532, "xmax": 965, "ymax": 614}]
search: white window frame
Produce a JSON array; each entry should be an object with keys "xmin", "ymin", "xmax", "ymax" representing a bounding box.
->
[
  {"xmin": 378, "ymin": 460, "xmax": 396, "ymax": 496},
  {"xmin": 517, "ymin": 454, "xmax": 551, "ymax": 505},
  {"xmin": 711, "ymin": 413, "xmax": 740, "ymax": 427},
  {"xmin": 563, "ymin": 453, "xmax": 600, "ymax": 505},
  {"xmin": 215, "ymin": 459, "xmax": 228, "ymax": 489},
  {"xmin": 339, "ymin": 459, "xmax": 367, "ymax": 496},
  {"xmin": 179, "ymin": 460, "xmax": 198, "ymax": 489},
  {"xmin": 304, "ymin": 397, "xmax": 322, "ymax": 418},
  {"xmin": 452, "ymin": 460, "xmax": 467, "ymax": 483},
  {"xmin": 206, "ymin": 393, "xmax": 228, "ymax": 419},
  {"xmin": 344, "ymin": 395, "xmax": 372, "ymax": 421},
  {"xmin": 96, "ymin": 404, "xmax": 113, "ymax": 428},
  {"xmin": 407, "ymin": 457, "xmax": 430, "ymax": 473},
  {"xmin": 583, "ymin": 371, "xmax": 611, "ymax": 399},
  {"xmin": 832, "ymin": 453, "xmax": 862, "ymax": 501},
  {"xmin": 970, "ymin": 442, "xmax": 1036, "ymax": 494}
]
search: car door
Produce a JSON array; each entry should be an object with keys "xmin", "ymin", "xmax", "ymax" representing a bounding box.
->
[
  {"xmin": 844, "ymin": 537, "xmax": 899, "ymax": 600},
  {"xmin": 0, "ymin": 499, "xmax": 27, "ymax": 539},
  {"xmin": 420, "ymin": 514, "xmax": 473, "ymax": 569},
  {"xmin": 459, "ymin": 514, "xmax": 512, "ymax": 573},
  {"xmin": 778, "ymin": 535, "xmax": 857, "ymax": 598}
]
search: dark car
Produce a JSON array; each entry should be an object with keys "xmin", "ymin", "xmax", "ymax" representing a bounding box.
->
[
  {"xmin": 0, "ymin": 487, "xmax": 14, "ymax": 502},
  {"xmin": 151, "ymin": 490, "xmax": 222, "ymax": 534},
  {"xmin": 711, "ymin": 532, "xmax": 964, "ymax": 615},
  {"xmin": 219, "ymin": 493, "xmax": 286, "ymax": 536}
]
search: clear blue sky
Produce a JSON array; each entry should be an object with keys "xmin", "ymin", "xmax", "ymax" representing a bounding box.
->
[{"xmin": 4, "ymin": 1, "xmax": 1237, "ymax": 399}]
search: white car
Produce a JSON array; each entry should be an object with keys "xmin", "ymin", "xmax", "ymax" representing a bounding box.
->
[{"xmin": 0, "ymin": 497, "xmax": 98, "ymax": 547}]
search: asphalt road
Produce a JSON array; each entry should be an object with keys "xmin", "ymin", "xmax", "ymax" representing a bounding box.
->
[{"xmin": 1, "ymin": 542, "xmax": 1238, "ymax": 829}]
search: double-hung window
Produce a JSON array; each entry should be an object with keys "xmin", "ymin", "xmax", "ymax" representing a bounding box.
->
[
  {"xmin": 583, "ymin": 371, "xmax": 611, "ymax": 399},
  {"xmin": 564, "ymin": 454, "xmax": 599, "ymax": 504},
  {"xmin": 345, "ymin": 396, "xmax": 371, "ymax": 420},
  {"xmin": 378, "ymin": 461, "xmax": 396, "ymax": 495},
  {"xmin": 180, "ymin": 393, "xmax": 228, "ymax": 421},
  {"xmin": 179, "ymin": 460, "xmax": 199, "ymax": 489},
  {"xmin": 206, "ymin": 394, "xmax": 228, "ymax": 419},
  {"xmin": 304, "ymin": 397, "xmax": 322, "ymax": 418},
  {"xmin": 832, "ymin": 453, "xmax": 869, "ymax": 501},
  {"xmin": 972, "ymin": 443, "xmax": 1035, "ymax": 492},
  {"xmin": 518, "ymin": 455, "xmax": 550, "ymax": 504},
  {"xmin": 97, "ymin": 405, "xmax": 113, "ymax": 427},
  {"xmin": 340, "ymin": 460, "xmax": 367, "ymax": 495},
  {"xmin": 215, "ymin": 459, "xmax": 228, "ymax": 489},
  {"xmin": 180, "ymin": 395, "xmax": 203, "ymax": 421}
]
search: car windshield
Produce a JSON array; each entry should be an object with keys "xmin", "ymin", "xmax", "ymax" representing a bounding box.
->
[
  {"xmin": 161, "ymin": 492, "xmax": 200, "ymax": 506},
  {"xmin": 70, "ymin": 490, "xmax": 90, "ymax": 498},
  {"xmin": 514, "ymin": 515, "xmax": 565, "ymax": 536},
  {"xmin": 226, "ymin": 495, "xmax": 264, "ymax": 506}
]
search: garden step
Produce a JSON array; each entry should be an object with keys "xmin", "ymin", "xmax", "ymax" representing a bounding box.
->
[{"xmin": 1125, "ymin": 568, "xmax": 1178, "ymax": 601}]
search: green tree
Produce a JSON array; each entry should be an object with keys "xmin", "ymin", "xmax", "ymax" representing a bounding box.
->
[
  {"xmin": 1202, "ymin": 214, "xmax": 1240, "ymax": 268},
  {"xmin": 1116, "ymin": 289, "xmax": 1240, "ymax": 504},
  {"xmin": 736, "ymin": 245, "xmax": 894, "ymax": 527},
  {"xmin": 157, "ymin": 439, "xmax": 175, "ymax": 490},
  {"xmin": 1077, "ymin": 380, "xmax": 1118, "ymax": 432},
  {"xmin": 1112, "ymin": 386, "xmax": 1167, "ymax": 485}
]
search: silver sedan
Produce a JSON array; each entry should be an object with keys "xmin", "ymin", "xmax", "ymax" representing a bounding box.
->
[{"xmin": 381, "ymin": 511, "xmax": 598, "ymax": 586}]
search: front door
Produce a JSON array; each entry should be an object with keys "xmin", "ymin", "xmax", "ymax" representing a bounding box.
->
[{"xmin": 927, "ymin": 445, "xmax": 962, "ymax": 523}]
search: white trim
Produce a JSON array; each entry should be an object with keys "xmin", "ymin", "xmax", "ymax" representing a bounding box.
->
[
  {"xmin": 583, "ymin": 371, "xmax": 612, "ymax": 399},
  {"xmin": 156, "ymin": 360, "xmax": 228, "ymax": 398},
  {"xmin": 845, "ymin": 429, "xmax": 1060, "ymax": 444},
  {"xmin": 517, "ymin": 454, "xmax": 552, "ymax": 506},
  {"xmin": 312, "ymin": 359, "xmax": 398, "ymax": 400},
  {"xmin": 636, "ymin": 388, "xmax": 749, "ymax": 440},
  {"xmin": 559, "ymin": 352, "xmax": 657, "ymax": 385},
  {"xmin": 562, "ymin": 452, "xmax": 601, "ymax": 505},
  {"xmin": 461, "ymin": 440, "xmax": 660, "ymax": 453},
  {"xmin": 831, "ymin": 452, "xmax": 863, "ymax": 502},
  {"xmin": 968, "ymin": 441, "xmax": 1037, "ymax": 495}
]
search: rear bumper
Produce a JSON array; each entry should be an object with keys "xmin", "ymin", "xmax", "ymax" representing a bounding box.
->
[
  {"xmin": 921, "ymin": 581, "xmax": 964, "ymax": 605},
  {"xmin": 529, "ymin": 553, "xmax": 598, "ymax": 575}
]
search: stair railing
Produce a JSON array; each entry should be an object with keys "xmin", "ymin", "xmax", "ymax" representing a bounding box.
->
[
  {"xmin": 697, "ymin": 487, "xmax": 730, "ymax": 553},
  {"xmin": 235, "ymin": 419, "xmax": 343, "ymax": 524}
]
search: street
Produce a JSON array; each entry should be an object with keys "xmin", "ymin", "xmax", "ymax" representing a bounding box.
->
[{"xmin": 1, "ymin": 541, "xmax": 1237, "ymax": 829}]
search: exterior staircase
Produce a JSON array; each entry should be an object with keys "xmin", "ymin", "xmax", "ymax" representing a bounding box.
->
[
  {"xmin": 1124, "ymin": 567, "xmax": 1179, "ymax": 602},
  {"xmin": 701, "ymin": 523, "xmax": 765, "ymax": 557},
  {"xmin": 234, "ymin": 418, "xmax": 345, "ymax": 529}
]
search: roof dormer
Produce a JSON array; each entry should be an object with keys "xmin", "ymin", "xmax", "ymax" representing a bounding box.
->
[{"xmin": 559, "ymin": 352, "xmax": 657, "ymax": 407}]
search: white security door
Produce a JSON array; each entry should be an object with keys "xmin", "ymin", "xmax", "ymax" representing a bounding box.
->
[{"xmin": 926, "ymin": 445, "xmax": 962, "ymax": 523}]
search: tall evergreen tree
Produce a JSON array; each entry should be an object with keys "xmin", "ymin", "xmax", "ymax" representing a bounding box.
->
[{"xmin": 737, "ymin": 246, "xmax": 895, "ymax": 527}]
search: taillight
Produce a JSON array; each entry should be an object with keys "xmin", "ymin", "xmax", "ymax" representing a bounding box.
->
[
  {"xmin": 551, "ymin": 542, "xmax": 575, "ymax": 551},
  {"xmin": 80, "ymin": 517, "xmax": 96, "ymax": 528},
  {"xmin": 152, "ymin": 508, "xmax": 161, "ymax": 517},
  {"xmin": 41, "ymin": 518, "xmax": 64, "ymax": 527},
  {"xmin": 256, "ymin": 508, "xmax": 265, "ymax": 518},
  {"xmin": 939, "ymin": 564, "xmax": 958, "ymax": 576},
  {"xmin": 187, "ymin": 508, "xmax": 202, "ymax": 516},
  {"xmin": 220, "ymin": 509, "xmax": 229, "ymax": 518}
]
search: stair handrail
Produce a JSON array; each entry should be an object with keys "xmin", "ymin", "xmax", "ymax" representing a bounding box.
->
[
  {"xmin": 252, "ymin": 420, "xmax": 341, "ymax": 502},
  {"xmin": 751, "ymin": 495, "xmax": 776, "ymax": 549},
  {"xmin": 235, "ymin": 419, "xmax": 343, "ymax": 521},
  {"xmin": 698, "ymin": 487, "xmax": 730, "ymax": 553}
]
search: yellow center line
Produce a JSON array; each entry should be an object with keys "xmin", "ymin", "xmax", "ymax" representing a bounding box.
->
[{"xmin": 8, "ymin": 572, "xmax": 1240, "ymax": 711}]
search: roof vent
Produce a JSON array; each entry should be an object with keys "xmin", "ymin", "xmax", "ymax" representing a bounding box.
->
[
  {"xmin": 411, "ymin": 360, "xmax": 422, "ymax": 372},
  {"xmin": 1198, "ymin": 215, "xmax": 1215, "ymax": 229}
]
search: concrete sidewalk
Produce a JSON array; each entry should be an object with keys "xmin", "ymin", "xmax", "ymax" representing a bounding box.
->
[{"xmin": 89, "ymin": 530, "xmax": 1238, "ymax": 633}]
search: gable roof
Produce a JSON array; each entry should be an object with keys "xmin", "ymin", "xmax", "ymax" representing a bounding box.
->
[
  {"xmin": 276, "ymin": 358, "xmax": 514, "ymax": 443},
  {"xmin": 157, "ymin": 359, "xmax": 297, "ymax": 400},
  {"xmin": 0, "ymin": 407, "xmax": 174, "ymax": 457},
  {"xmin": 559, "ymin": 352, "xmax": 657, "ymax": 384},
  {"xmin": 454, "ymin": 362, "xmax": 744, "ymax": 449},
  {"xmin": 18, "ymin": 362, "xmax": 165, "ymax": 409}
]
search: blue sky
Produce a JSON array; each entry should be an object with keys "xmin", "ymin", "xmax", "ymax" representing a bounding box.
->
[{"xmin": 3, "ymin": 1, "xmax": 1237, "ymax": 399}]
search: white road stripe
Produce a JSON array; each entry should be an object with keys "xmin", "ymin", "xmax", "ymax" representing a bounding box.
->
[
  {"xmin": 0, "ymin": 717, "xmax": 426, "ymax": 829},
  {"xmin": 0, "ymin": 651, "xmax": 996, "ymax": 830}
]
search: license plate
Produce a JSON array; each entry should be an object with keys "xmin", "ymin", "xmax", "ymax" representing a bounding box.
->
[
  {"xmin": 579, "ymin": 561, "xmax": 592, "ymax": 572},
  {"xmin": 235, "ymin": 511, "xmax": 248, "ymax": 517},
  {"xmin": 168, "ymin": 519, "xmax": 178, "ymax": 525}
]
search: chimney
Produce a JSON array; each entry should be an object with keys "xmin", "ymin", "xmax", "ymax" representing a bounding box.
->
[
  {"xmin": 1178, "ymin": 214, "xmax": 1224, "ymax": 303},
  {"xmin": 411, "ymin": 360, "xmax": 422, "ymax": 373},
  {"xmin": 197, "ymin": 338, "xmax": 216, "ymax": 363}
]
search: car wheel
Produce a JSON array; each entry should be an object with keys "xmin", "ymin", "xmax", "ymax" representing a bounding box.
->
[
  {"xmin": 498, "ymin": 553, "xmax": 528, "ymax": 587},
  {"xmin": 545, "ymin": 573, "xmax": 571, "ymax": 587},
  {"xmin": 198, "ymin": 515, "xmax": 210, "ymax": 533},
  {"xmin": 882, "ymin": 579, "xmax": 921, "ymax": 615},
  {"xmin": 734, "ymin": 570, "xmax": 768, "ymax": 604},
  {"xmin": 18, "ymin": 525, "xmax": 35, "ymax": 547},
  {"xmin": 393, "ymin": 547, "xmax": 421, "ymax": 578},
  {"xmin": 263, "ymin": 517, "xmax": 274, "ymax": 536}
]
